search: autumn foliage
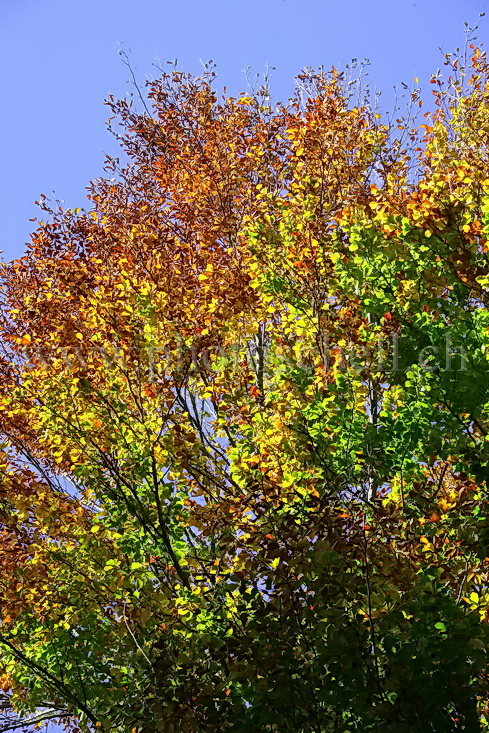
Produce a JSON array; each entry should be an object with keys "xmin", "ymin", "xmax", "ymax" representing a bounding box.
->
[{"xmin": 2, "ymin": 44, "xmax": 489, "ymax": 732}]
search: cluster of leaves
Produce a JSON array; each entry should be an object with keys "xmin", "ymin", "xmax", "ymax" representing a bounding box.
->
[{"xmin": 2, "ymin": 42, "xmax": 489, "ymax": 732}]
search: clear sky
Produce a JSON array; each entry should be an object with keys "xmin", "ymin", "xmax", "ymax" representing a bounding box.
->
[
  {"xmin": 0, "ymin": 0, "xmax": 488, "ymax": 729},
  {"xmin": 1, "ymin": 0, "xmax": 488, "ymax": 263}
]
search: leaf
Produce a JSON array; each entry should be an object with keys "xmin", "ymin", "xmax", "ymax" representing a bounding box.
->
[{"xmin": 2, "ymin": 49, "xmax": 489, "ymax": 733}]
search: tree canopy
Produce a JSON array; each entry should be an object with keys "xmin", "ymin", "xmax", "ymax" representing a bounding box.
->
[{"xmin": 2, "ymin": 43, "xmax": 489, "ymax": 732}]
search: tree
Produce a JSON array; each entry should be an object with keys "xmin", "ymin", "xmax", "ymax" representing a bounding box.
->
[{"xmin": 1, "ymin": 43, "xmax": 489, "ymax": 732}]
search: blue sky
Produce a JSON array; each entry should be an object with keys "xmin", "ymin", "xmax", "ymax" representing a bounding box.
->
[
  {"xmin": 1, "ymin": 0, "xmax": 489, "ymax": 264},
  {"xmin": 1, "ymin": 0, "xmax": 488, "ymax": 263},
  {"xmin": 0, "ymin": 0, "xmax": 488, "ymax": 729}
]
